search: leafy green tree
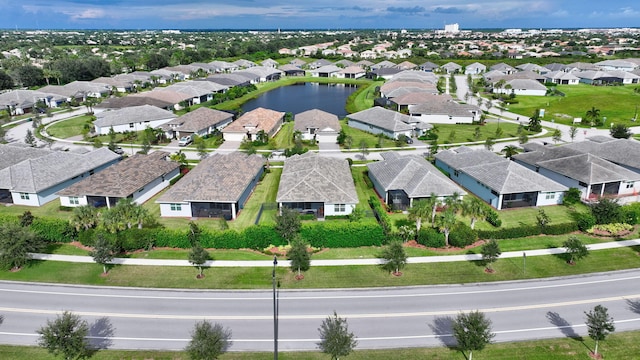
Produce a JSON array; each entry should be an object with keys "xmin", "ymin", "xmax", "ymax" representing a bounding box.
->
[
  {"xmin": 187, "ymin": 222, "xmax": 201, "ymax": 246},
  {"xmin": 89, "ymin": 234, "xmax": 115, "ymax": 274},
  {"xmin": 37, "ymin": 311, "xmax": 90, "ymax": 360},
  {"xmin": 25, "ymin": 129, "xmax": 36, "ymax": 147},
  {"xmin": 481, "ymin": 239, "xmax": 501, "ymax": 272},
  {"xmin": 70, "ymin": 205, "xmax": 99, "ymax": 231},
  {"xmin": 185, "ymin": 321, "xmax": 232, "ymax": 360},
  {"xmin": 397, "ymin": 225, "xmax": 415, "ymax": 242},
  {"xmin": 552, "ymin": 128, "xmax": 562, "ymax": 143},
  {"xmin": 473, "ymin": 126, "xmax": 482, "ymax": 140},
  {"xmin": 348, "ymin": 207, "xmax": 364, "ymax": 222},
  {"xmin": 170, "ymin": 151, "xmax": 188, "ymax": 168},
  {"xmin": 107, "ymin": 127, "xmax": 117, "ymax": 151},
  {"xmin": 317, "ymin": 311, "xmax": 357, "ymax": 360},
  {"xmin": 188, "ymin": 242, "xmax": 209, "ymax": 278},
  {"xmin": 483, "ymin": 137, "xmax": 495, "ymax": 151},
  {"xmin": 275, "ymin": 207, "xmax": 301, "ymax": 244},
  {"xmin": 288, "ymin": 237, "xmax": 311, "ymax": 278},
  {"xmin": 0, "ymin": 70, "xmax": 14, "ymax": 90},
  {"xmin": 569, "ymin": 125, "xmax": 578, "ymax": 142},
  {"xmin": 359, "ymin": 139, "xmax": 369, "ymax": 160},
  {"xmin": 19, "ymin": 210, "xmax": 35, "ymax": 227},
  {"xmin": 195, "ymin": 136, "xmax": 208, "ymax": 159},
  {"xmin": 452, "ymin": 310, "xmax": 495, "ymax": 360},
  {"xmin": 584, "ymin": 305, "xmax": 615, "ymax": 357},
  {"xmin": 563, "ymin": 188, "xmax": 582, "ymax": 205},
  {"xmin": 408, "ymin": 198, "xmax": 435, "ymax": 232},
  {"xmin": 563, "ymin": 236, "xmax": 589, "ymax": 264},
  {"xmin": 610, "ymin": 123, "xmax": 632, "ymax": 139},
  {"xmin": 381, "ymin": 241, "xmax": 407, "ymax": 275},
  {"xmin": 0, "ymin": 223, "xmax": 43, "ymax": 270},
  {"xmin": 518, "ymin": 133, "xmax": 529, "ymax": 145},
  {"xmin": 536, "ymin": 209, "xmax": 551, "ymax": 228}
]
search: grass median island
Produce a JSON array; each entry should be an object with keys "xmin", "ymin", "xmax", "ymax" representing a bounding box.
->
[
  {"xmin": 45, "ymin": 114, "xmax": 93, "ymax": 139},
  {"xmin": 1, "ymin": 330, "xmax": 639, "ymax": 359}
]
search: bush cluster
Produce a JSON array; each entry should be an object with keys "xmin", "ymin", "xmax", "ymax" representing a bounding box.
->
[
  {"xmin": 416, "ymin": 227, "xmax": 445, "ymax": 248},
  {"xmin": 485, "ymin": 209, "xmax": 502, "ymax": 227},
  {"xmin": 448, "ymin": 222, "xmax": 478, "ymax": 248}
]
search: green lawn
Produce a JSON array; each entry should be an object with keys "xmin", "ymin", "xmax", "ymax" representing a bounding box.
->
[
  {"xmin": 2, "ymin": 330, "xmax": 640, "ymax": 359},
  {"xmin": 346, "ymin": 80, "xmax": 383, "ymax": 113},
  {"xmin": 506, "ymin": 84, "xmax": 640, "ymax": 128},
  {"xmin": 248, "ymin": 122, "xmax": 319, "ymax": 151},
  {"xmin": 350, "ymin": 166, "xmax": 379, "ymax": 207},
  {"xmin": 45, "ymin": 115, "xmax": 94, "ymax": 139},
  {"xmin": 432, "ymin": 121, "xmax": 536, "ymax": 145},
  {"xmin": 472, "ymin": 203, "xmax": 589, "ymax": 231},
  {"xmin": 340, "ymin": 121, "xmax": 399, "ymax": 149}
]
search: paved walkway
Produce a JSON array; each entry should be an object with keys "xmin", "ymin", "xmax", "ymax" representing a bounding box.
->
[{"xmin": 29, "ymin": 239, "xmax": 640, "ymax": 267}]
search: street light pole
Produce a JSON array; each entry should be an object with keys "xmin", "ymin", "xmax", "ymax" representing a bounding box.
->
[{"xmin": 272, "ymin": 255, "xmax": 278, "ymax": 360}]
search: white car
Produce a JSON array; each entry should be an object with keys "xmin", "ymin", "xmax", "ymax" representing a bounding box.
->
[{"xmin": 178, "ymin": 136, "xmax": 193, "ymax": 146}]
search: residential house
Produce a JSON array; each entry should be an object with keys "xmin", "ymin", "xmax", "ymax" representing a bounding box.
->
[
  {"xmin": 513, "ymin": 139, "xmax": 640, "ymax": 203},
  {"xmin": 222, "ymin": 107, "xmax": 285, "ymax": 142},
  {"xmin": 58, "ymin": 152, "xmax": 179, "ymax": 208},
  {"xmin": 379, "ymin": 81, "xmax": 438, "ymax": 98},
  {"xmin": 441, "ymin": 62, "xmax": 462, "ymax": 74},
  {"xmin": 388, "ymin": 93, "xmax": 452, "ymax": 112},
  {"xmin": 368, "ymin": 152, "xmax": 466, "ymax": 210},
  {"xmin": 310, "ymin": 65, "xmax": 342, "ymax": 77},
  {"xmin": 575, "ymin": 70, "xmax": 640, "ymax": 85},
  {"xmin": 0, "ymin": 89, "xmax": 66, "ymax": 115},
  {"xmin": 133, "ymin": 89, "xmax": 193, "ymax": 110},
  {"xmin": 40, "ymin": 81, "xmax": 111, "ymax": 102},
  {"xmin": 278, "ymin": 64, "xmax": 306, "ymax": 77},
  {"xmin": 336, "ymin": 66, "xmax": 366, "ymax": 79},
  {"xmin": 163, "ymin": 107, "xmax": 233, "ymax": 140},
  {"xmin": 94, "ymin": 95, "xmax": 174, "ymax": 113},
  {"xmin": 233, "ymin": 59, "xmax": 257, "ymax": 69},
  {"xmin": 409, "ymin": 98, "xmax": 481, "ymax": 124},
  {"xmin": 235, "ymin": 67, "xmax": 283, "ymax": 83},
  {"xmin": 0, "ymin": 146, "xmax": 121, "ymax": 206},
  {"xmin": 261, "ymin": 58, "xmax": 280, "ymax": 68},
  {"xmin": 465, "ymin": 62, "xmax": 486, "ymax": 75},
  {"xmin": 157, "ymin": 152, "xmax": 265, "ymax": 219},
  {"xmin": 277, "ymin": 152, "xmax": 358, "ymax": 218},
  {"xmin": 435, "ymin": 146, "xmax": 567, "ymax": 210},
  {"xmin": 544, "ymin": 71, "xmax": 580, "ymax": 85},
  {"xmin": 93, "ymin": 105, "xmax": 177, "ymax": 135},
  {"xmin": 347, "ymin": 106, "xmax": 414, "ymax": 139},
  {"xmin": 595, "ymin": 59, "xmax": 638, "ymax": 72},
  {"xmin": 516, "ymin": 63, "xmax": 548, "ymax": 73},
  {"xmin": 419, "ymin": 61, "xmax": 439, "ymax": 72},
  {"xmin": 294, "ymin": 109, "xmax": 341, "ymax": 143},
  {"xmin": 493, "ymin": 79, "xmax": 548, "ymax": 96},
  {"xmin": 490, "ymin": 63, "xmax": 517, "ymax": 74},
  {"xmin": 395, "ymin": 61, "xmax": 417, "ymax": 70}
]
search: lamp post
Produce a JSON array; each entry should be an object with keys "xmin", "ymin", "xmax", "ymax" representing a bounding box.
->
[{"xmin": 272, "ymin": 255, "xmax": 278, "ymax": 360}]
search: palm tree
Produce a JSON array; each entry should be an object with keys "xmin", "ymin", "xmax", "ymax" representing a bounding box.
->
[
  {"xmin": 70, "ymin": 205, "xmax": 99, "ymax": 231},
  {"xmin": 437, "ymin": 209, "xmax": 457, "ymax": 247},
  {"xmin": 408, "ymin": 199, "xmax": 433, "ymax": 232},
  {"xmin": 444, "ymin": 192, "xmax": 463, "ymax": 214},
  {"xmin": 462, "ymin": 197, "xmax": 487, "ymax": 230},
  {"xmin": 585, "ymin": 106, "xmax": 601, "ymax": 126},
  {"xmin": 501, "ymin": 145, "xmax": 519, "ymax": 159}
]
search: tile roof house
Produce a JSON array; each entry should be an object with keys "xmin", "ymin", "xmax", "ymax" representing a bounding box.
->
[
  {"xmin": 294, "ymin": 109, "xmax": 341, "ymax": 143},
  {"xmin": 93, "ymin": 105, "xmax": 177, "ymax": 135},
  {"xmin": 58, "ymin": 152, "xmax": 179, "ymax": 208},
  {"xmin": 222, "ymin": 107, "xmax": 285, "ymax": 142},
  {"xmin": 0, "ymin": 90, "xmax": 66, "ymax": 115},
  {"xmin": 346, "ymin": 106, "xmax": 414, "ymax": 140},
  {"xmin": 465, "ymin": 62, "xmax": 487, "ymax": 75},
  {"xmin": 310, "ymin": 65, "xmax": 342, "ymax": 78},
  {"xmin": 435, "ymin": 146, "xmax": 567, "ymax": 210},
  {"xmin": 388, "ymin": 93, "xmax": 451, "ymax": 112},
  {"xmin": 94, "ymin": 96, "xmax": 174, "ymax": 113},
  {"xmin": 277, "ymin": 152, "xmax": 358, "ymax": 218},
  {"xmin": 163, "ymin": 107, "xmax": 234, "ymax": 140},
  {"xmin": 493, "ymin": 79, "xmax": 548, "ymax": 96},
  {"xmin": 157, "ymin": 152, "xmax": 265, "ymax": 219},
  {"xmin": 336, "ymin": 66, "xmax": 366, "ymax": 79},
  {"xmin": 419, "ymin": 61, "xmax": 439, "ymax": 72},
  {"xmin": 512, "ymin": 139, "xmax": 640, "ymax": 203},
  {"xmin": 0, "ymin": 146, "xmax": 121, "ymax": 206},
  {"xmin": 379, "ymin": 81, "xmax": 438, "ymax": 98},
  {"xmin": 368, "ymin": 152, "xmax": 466, "ymax": 210},
  {"xmin": 544, "ymin": 71, "xmax": 580, "ymax": 85}
]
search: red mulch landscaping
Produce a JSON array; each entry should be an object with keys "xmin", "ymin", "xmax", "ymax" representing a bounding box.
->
[{"xmin": 404, "ymin": 239, "xmax": 487, "ymax": 252}]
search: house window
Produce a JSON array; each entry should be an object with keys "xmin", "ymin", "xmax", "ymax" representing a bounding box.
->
[
  {"xmin": 454, "ymin": 170, "xmax": 459, "ymax": 177},
  {"xmin": 20, "ymin": 193, "xmax": 30, "ymax": 200},
  {"xmin": 170, "ymin": 203, "xmax": 182, "ymax": 211},
  {"xmin": 545, "ymin": 193, "xmax": 555, "ymax": 200},
  {"xmin": 129, "ymin": 123, "xmax": 134, "ymax": 128},
  {"xmin": 69, "ymin": 196, "xmax": 79, "ymax": 205},
  {"xmin": 334, "ymin": 204, "xmax": 346, "ymax": 212},
  {"xmin": 626, "ymin": 182, "xmax": 634, "ymax": 189}
]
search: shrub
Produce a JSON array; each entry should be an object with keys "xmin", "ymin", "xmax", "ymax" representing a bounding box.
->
[
  {"xmin": 30, "ymin": 217, "xmax": 76, "ymax": 243},
  {"xmin": 242, "ymin": 226, "xmax": 285, "ymax": 249},
  {"xmin": 587, "ymin": 223, "xmax": 633, "ymax": 236},
  {"xmin": 416, "ymin": 227, "xmax": 446, "ymax": 248},
  {"xmin": 485, "ymin": 209, "xmax": 502, "ymax": 227},
  {"xmin": 362, "ymin": 171, "xmax": 374, "ymax": 189},
  {"xmin": 115, "ymin": 228, "xmax": 155, "ymax": 252},
  {"xmin": 620, "ymin": 203, "xmax": 640, "ymax": 225},
  {"xmin": 448, "ymin": 222, "xmax": 478, "ymax": 248},
  {"xmin": 301, "ymin": 222, "xmax": 385, "ymax": 248},
  {"xmin": 563, "ymin": 188, "xmax": 581, "ymax": 205},
  {"xmin": 573, "ymin": 212, "xmax": 596, "ymax": 232},
  {"xmin": 542, "ymin": 222, "xmax": 579, "ymax": 235},
  {"xmin": 368, "ymin": 195, "xmax": 392, "ymax": 236},
  {"xmin": 590, "ymin": 198, "xmax": 622, "ymax": 224}
]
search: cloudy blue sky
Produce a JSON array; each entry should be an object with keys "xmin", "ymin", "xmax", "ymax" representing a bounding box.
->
[{"xmin": 2, "ymin": 0, "xmax": 639, "ymax": 30}]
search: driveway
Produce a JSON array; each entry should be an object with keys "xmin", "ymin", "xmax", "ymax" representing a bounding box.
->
[{"xmin": 318, "ymin": 141, "xmax": 341, "ymax": 152}]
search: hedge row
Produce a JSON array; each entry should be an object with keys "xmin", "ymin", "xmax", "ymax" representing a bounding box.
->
[
  {"xmin": 76, "ymin": 222, "xmax": 386, "ymax": 251},
  {"xmin": 368, "ymin": 195, "xmax": 391, "ymax": 235},
  {"xmin": 477, "ymin": 222, "xmax": 578, "ymax": 240}
]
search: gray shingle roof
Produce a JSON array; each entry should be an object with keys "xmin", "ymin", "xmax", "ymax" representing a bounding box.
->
[
  {"xmin": 157, "ymin": 152, "xmax": 264, "ymax": 203},
  {"xmin": 368, "ymin": 152, "xmax": 466, "ymax": 198},
  {"xmin": 347, "ymin": 106, "xmax": 414, "ymax": 132},
  {"xmin": 93, "ymin": 105, "xmax": 177, "ymax": 128},
  {"xmin": 0, "ymin": 144, "xmax": 52, "ymax": 171},
  {"xmin": 166, "ymin": 107, "xmax": 233, "ymax": 133},
  {"xmin": 277, "ymin": 152, "xmax": 358, "ymax": 204},
  {"xmin": 436, "ymin": 147, "xmax": 567, "ymax": 194},
  {"xmin": 536, "ymin": 154, "xmax": 640, "ymax": 184},
  {"xmin": 57, "ymin": 152, "xmax": 178, "ymax": 198},
  {"xmin": 294, "ymin": 109, "xmax": 340, "ymax": 133},
  {"xmin": 409, "ymin": 99, "xmax": 481, "ymax": 117},
  {"xmin": 0, "ymin": 147, "xmax": 121, "ymax": 193}
]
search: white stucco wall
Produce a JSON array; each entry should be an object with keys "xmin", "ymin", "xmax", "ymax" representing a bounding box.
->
[
  {"xmin": 59, "ymin": 195, "xmax": 89, "ymax": 207},
  {"xmin": 159, "ymin": 202, "xmax": 192, "ymax": 217},
  {"xmin": 324, "ymin": 203, "xmax": 356, "ymax": 216},
  {"xmin": 95, "ymin": 118, "xmax": 175, "ymax": 135}
]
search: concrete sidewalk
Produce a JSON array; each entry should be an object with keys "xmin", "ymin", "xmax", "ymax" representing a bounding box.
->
[{"xmin": 30, "ymin": 239, "xmax": 640, "ymax": 267}]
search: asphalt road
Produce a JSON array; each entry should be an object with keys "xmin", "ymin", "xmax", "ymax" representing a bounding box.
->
[{"xmin": 1, "ymin": 270, "xmax": 640, "ymax": 352}]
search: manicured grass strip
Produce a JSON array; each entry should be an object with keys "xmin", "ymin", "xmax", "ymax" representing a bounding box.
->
[
  {"xmin": 433, "ymin": 121, "xmax": 535, "ymax": 145},
  {"xmin": 4, "ymin": 247, "xmax": 639, "ymax": 289},
  {"xmin": 340, "ymin": 121, "xmax": 398, "ymax": 149},
  {"xmin": 45, "ymin": 115, "xmax": 93, "ymax": 139},
  {"xmin": 1, "ymin": 330, "xmax": 639, "ymax": 359}
]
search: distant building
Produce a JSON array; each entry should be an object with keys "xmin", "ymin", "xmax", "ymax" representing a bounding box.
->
[{"xmin": 444, "ymin": 23, "xmax": 460, "ymax": 34}]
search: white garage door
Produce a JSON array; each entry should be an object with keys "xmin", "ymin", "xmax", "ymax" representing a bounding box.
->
[
  {"xmin": 316, "ymin": 133, "xmax": 338, "ymax": 143},
  {"xmin": 223, "ymin": 132, "xmax": 245, "ymax": 142}
]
